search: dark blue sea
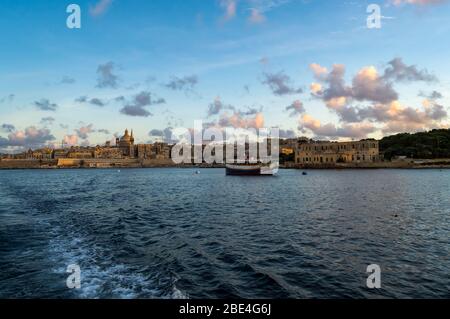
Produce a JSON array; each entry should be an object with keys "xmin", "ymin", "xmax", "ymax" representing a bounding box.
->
[{"xmin": 0, "ymin": 168, "xmax": 449, "ymax": 299}]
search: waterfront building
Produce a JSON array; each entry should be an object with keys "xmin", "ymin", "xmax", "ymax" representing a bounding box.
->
[
  {"xmin": 94, "ymin": 145, "xmax": 123, "ymax": 159},
  {"xmin": 26, "ymin": 148, "xmax": 53, "ymax": 160},
  {"xmin": 66, "ymin": 146, "xmax": 94, "ymax": 159},
  {"xmin": 53, "ymin": 149, "xmax": 69, "ymax": 159},
  {"xmin": 152, "ymin": 142, "xmax": 172, "ymax": 160},
  {"xmin": 295, "ymin": 139, "xmax": 380, "ymax": 165},
  {"xmin": 1, "ymin": 129, "xmax": 173, "ymax": 162},
  {"xmin": 116, "ymin": 129, "xmax": 135, "ymax": 157},
  {"xmin": 135, "ymin": 144, "xmax": 153, "ymax": 159}
]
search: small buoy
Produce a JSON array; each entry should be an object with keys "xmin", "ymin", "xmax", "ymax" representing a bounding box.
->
[
  {"xmin": 302, "ymin": 172, "xmax": 307, "ymax": 176},
  {"xmin": 117, "ymin": 170, "xmax": 121, "ymax": 173},
  {"xmin": 195, "ymin": 170, "xmax": 201, "ymax": 174}
]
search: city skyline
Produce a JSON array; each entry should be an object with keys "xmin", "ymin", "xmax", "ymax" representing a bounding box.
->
[{"xmin": 1, "ymin": 0, "xmax": 450, "ymax": 153}]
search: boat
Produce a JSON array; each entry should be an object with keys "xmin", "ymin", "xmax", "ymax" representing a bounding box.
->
[{"xmin": 225, "ymin": 162, "xmax": 279, "ymax": 176}]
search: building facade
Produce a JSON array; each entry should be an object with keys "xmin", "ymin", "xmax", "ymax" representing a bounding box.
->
[
  {"xmin": 295, "ymin": 139, "xmax": 380, "ymax": 165},
  {"xmin": 1, "ymin": 129, "xmax": 173, "ymax": 162},
  {"xmin": 116, "ymin": 129, "xmax": 135, "ymax": 157}
]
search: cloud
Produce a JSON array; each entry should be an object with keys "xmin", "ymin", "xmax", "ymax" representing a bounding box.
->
[
  {"xmin": 149, "ymin": 129, "xmax": 164, "ymax": 136},
  {"xmin": 89, "ymin": 0, "xmax": 113, "ymax": 17},
  {"xmin": 149, "ymin": 127, "xmax": 177, "ymax": 143},
  {"xmin": 0, "ymin": 126, "xmax": 55, "ymax": 149},
  {"xmin": 75, "ymin": 96, "xmax": 88, "ymax": 103},
  {"xmin": 303, "ymin": 58, "xmax": 448, "ymax": 138},
  {"xmin": 246, "ymin": 0, "xmax": 292, "ymax": 22},
  {"xmin": 165, "ymin": 75, "xmax": 198, "ymax": 92},
  {"xmin": 352, "ymin": 66, "xmax": 398, "ymax": 104},
  {"xmin": 97, "ymin": 129, "xmax": 110, "ymax": 135},
  {"xmin": 248, "ymin": 8, "xmax": 266, "ymax": 23},
  {"xmin": 279, "ymin": 129, "xmax": 297, "ymax": 139},
  {"xmin": 114, "ymin": 96, "xmax": 126, "ymax": 102},
  {"xmin": 204, "ymin": 97, "xmax": 265, "ymax": 130},
  {"xmin": 310, "ymin": 63, "xmax": 328, "ymax": 80},
  {"xmin": 63, "ymin": 134, "xmax": 78, "ymax": 146},
  {"xmin": 382, "ymin": 58, "xmax": 437, "ymax": 83},
  {"xmin": 120, "ymin": 105, "xmax": 152, "ymax": 117},
  {"xmin": 419, "ymin": 90, "xmax": 443, "ymax": 100},
  {"xmin": 0, "ymin": 94, "xmax": 15, "ymax": 104},
  {"xmin": 34, "ymin": 99, "xmax": 58, "ymax": 111},
  {"xmin": 220, "ymin": 0, "xmax": 237, "ymax": 22},
  {"xmin": 322, "ymin": 64, "xmax": 352, "ymax": 101},
  {"xmin": 60, "ymin": 76, "xmax": 76, "ymax": 84},
  {"xmin": 390, "ymin": 0, "xmax": 448, "ymax": 6},
  {"xmin": 134, "ymin": 91, "xmax": 165, "ymax": 106},
  {"xmin": 75, "ymin": 96, "xmax": 107, "ymax": 107},
  {"xmin": 238, "ymin": 106, "xmax": 261, "ymax": 116},
  {"xmin": 75, "ymin": 124, "xmax": 94, "ymax": 139},
  {"xmin": 299, "ymin": 114, "xmax": 376, "ymax": 139},
  {"xmin": 40, "ymin": 117, "xmax": 55, "ymax": 125},
  {"xmin": 218, "ymin": 111, "xmax": 265, "ymax": 129},
  {"xmin": 259, "ymin": 57, "xmax": 269, "ymax": 65},
  {"xmin": 310, "ymin": 83, "xmax": 323, "ymax": 96},
  {"xmin": 89, "ymin": 98, "xmax": 106, "ymax": 107},
  {"xmin": 262, "ymin": 71, "xmax": 303, "ymax": 96},
  {"xmin": 207, "ymin": 97, "xmax": 235, "ymax": 117},
  {"xmin": 96, "ymin": 62, "xmax": 119, "ymax": 89},
  {"xmin": 341, "ymin": 100, "xmax": 448, "ymax": 134},
  {"xmin": 285, "ymin": 100, "xmax": 305, "ymax": 117},
  {"xmin": 310, "ymin": 62, "xmax": 409, "ymax": 105},
  {"xmin": 309, "ymin": 59, "xmax": 444, "ymax": 125},
  {"xmin": 1, "ymin": 124, "xmax": 15, "ymax": 133},
  {"xmin": 119, "ymin": 91, "xmax": 165, "ymax": 117}
]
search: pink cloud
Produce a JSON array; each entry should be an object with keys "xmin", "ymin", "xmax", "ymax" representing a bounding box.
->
[
  {"xmin": 391, "ymin": 0, "xmax": 448, "ymax": 6},
  {"xmin": 220, "ymin": 0, "xmax": 237, "ymax": 22},
  {"xmin": 248, "ymin": 8, "xmax": 266, "ymax": 24},
  {"xmin": 89, "ymin": 0, "xmax": 113, "ymax": 17},
  {"xmin": 64, "ymin": 135, "xmax": 78, "ymax": 146}
]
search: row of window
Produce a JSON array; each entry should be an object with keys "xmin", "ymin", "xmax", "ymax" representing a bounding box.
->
[
  {"xmin": 296, "ymin": 155, "xmax": 374, "ymax": 163},
  {"xmin": 300, "ymin": 143, "xmax": 377, "ymax": 152}
]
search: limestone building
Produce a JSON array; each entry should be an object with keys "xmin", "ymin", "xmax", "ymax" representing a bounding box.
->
[
  {"xmin": 295, "ymin": 139, "xmax": 380, "ymax": 165},
  {"xmin": 116, "ymin": 129, "xmax": 135, "ymax": 157}
]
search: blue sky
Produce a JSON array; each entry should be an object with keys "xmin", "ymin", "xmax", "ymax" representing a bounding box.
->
[{"xmin": 0, "ymin": 0, "xmax": 449, "ymax": 152}]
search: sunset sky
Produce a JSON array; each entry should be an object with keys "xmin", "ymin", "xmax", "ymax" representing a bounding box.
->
[{"xmin": 0, "ymin": 0, "xmax": 449, "ymax": 152}]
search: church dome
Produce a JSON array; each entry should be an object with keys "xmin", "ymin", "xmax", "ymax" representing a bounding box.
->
[{"xmin": 120, "ymin": 129, "xmax": 131, "ymax": 142}]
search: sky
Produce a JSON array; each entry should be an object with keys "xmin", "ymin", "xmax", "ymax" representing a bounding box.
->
[{"xmin": 0, "ymin": 0, "xmax": 449, "ymax": 152}]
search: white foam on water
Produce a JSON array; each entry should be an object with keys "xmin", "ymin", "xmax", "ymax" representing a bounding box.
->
[{"xmin": 47, "ymin": 227, "xmax": 187, "ymax": 299}]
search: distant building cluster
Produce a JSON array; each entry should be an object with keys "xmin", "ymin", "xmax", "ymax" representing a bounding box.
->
[
  {"xmin": 0, "ymin": 129, "xmax": 171, "ymax": 161},
  {"xmin": 280, "ymin": 138, "xmax": 380, "ymax": 166},
  {"xmin": 0, "ymin": 129, "xmax": 381, "ymax": 168}
]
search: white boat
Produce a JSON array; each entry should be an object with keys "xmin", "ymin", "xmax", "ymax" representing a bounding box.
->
[{"xmin": 226, "ymin": 162, "xmax": 279, "ymax": 176}]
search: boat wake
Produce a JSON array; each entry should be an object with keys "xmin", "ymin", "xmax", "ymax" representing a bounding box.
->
[{"xmin": 48, "ymin": 227, "xmax": 188, "ymax": 299}]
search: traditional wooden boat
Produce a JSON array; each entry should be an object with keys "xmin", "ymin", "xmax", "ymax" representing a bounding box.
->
[{"xmin": 225, "ymin": 162, "xmax": 278, "ymax": 176}]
